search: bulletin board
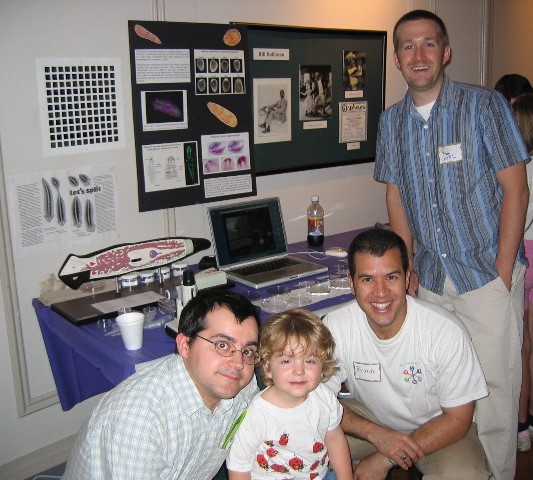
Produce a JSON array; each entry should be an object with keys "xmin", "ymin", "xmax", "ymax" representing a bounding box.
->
[
  {"xmin": 128, "ymin": 21, "xmax": 257, "ymax": 212},
  {"xmin": 242, "ymin": 23, "xmax": 387, "ymax": 175}
]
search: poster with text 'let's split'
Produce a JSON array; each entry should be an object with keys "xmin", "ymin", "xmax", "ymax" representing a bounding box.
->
[{"xmin": 128, "ymin": 21, "xmax": 256, "ymax": 211}]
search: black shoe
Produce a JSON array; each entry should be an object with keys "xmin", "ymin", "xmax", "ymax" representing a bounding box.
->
[
  {"xmin": 262, "ymin": 126, "xmax": 270, "ymax": 133},
  {"xmin": 258, "ymin": 123, "xmax": 266, "ymax": 128}
]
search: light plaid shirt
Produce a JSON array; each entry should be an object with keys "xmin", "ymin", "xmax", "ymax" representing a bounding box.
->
[{"xmin": 64, "ymin": 354, "xmax": 257, "ymax": 479}]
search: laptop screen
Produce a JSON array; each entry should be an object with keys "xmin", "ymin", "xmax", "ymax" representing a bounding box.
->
[{"xmin": 208, "ymin": 198, "xmax": 288, "ymax": 268}]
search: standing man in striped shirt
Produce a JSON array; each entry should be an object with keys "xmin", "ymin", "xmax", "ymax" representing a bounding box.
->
[{"xmin": 374, "ymin": 10, "xmax": 530, "ymax": 480}]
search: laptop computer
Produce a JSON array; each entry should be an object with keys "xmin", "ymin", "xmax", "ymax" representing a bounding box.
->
[{"xmin": 207, "ymin": 197, "xmax": 328, "ymax": 289}]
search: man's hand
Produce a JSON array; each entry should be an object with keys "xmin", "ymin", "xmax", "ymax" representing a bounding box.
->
[
  {"xmin": 495, "ymin": 258, "xmax": 513, "ymax": 292},
  {"xmin": 340, "ymin": 404, "xmax": 425, "ymax": 471},
  {"xmin": 367, "ymin": 426, "xmax": 424, "ymax": 469}
]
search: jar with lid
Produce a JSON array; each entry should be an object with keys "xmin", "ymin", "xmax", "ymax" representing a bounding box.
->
[
  {"xmin": 171, "ymin": 261, "xmax": 189, "ymax": 278},
  {"xmin": 119, "ymin": 272, "xmax": 139, "ymax": 290},
  {"xmin": 138, "ymin": 270, "xmax": 155, "ymax": 285},
  {"xmin": 155, "ymin": 266, "xmax": 171, "ymax": 283}
]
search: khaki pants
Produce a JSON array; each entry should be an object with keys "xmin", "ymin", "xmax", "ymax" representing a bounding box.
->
[
  {"xmin": 340, "ymin": 398, "xmax": 490, "ymax": 480},
  {"xmin": 418, "ymin": 264, "xmax": 525, "ymax": 480}
]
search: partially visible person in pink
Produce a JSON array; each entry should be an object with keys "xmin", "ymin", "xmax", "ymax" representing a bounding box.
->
[{"xmin": 512, "ymin": 92, "xmax": 533, "ymax": 452}]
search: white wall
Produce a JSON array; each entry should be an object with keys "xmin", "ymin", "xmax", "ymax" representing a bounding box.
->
[{"xmin": 0, "ymin": 0, "xmax": 487, "ymax": 477}]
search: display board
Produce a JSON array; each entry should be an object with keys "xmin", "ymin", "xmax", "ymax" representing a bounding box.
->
[
  {"xmin": 243, "ymin": 23, "xmax": 386, "ymax": 175},
  {"xmin": 128, "ymin": 21, "xmax": 257, "ymax": 212},
  {"xmin": 128, "ymin": 21, "xmax": 386, "ymax": 209}
]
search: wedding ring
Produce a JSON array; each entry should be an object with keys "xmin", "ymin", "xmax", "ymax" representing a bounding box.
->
[
  {"xmin": 389, "ymin": 459, "xmax": 397, "ymax": 466},
  {"xmin": 401, "ymin": 454, "xmax": 407, "ymax": 460}
]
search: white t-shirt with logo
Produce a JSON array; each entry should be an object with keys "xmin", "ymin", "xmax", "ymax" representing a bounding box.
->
[{"xmin": 323, "ymin": 296, "xmax": 488, "ymax": 431}]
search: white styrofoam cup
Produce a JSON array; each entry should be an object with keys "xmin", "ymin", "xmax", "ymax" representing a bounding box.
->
[{"xmin": 115, "ymin": 311, "xmax": 145, "ymax": 350}]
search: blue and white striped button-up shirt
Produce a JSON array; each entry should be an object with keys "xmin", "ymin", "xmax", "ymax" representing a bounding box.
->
[{"xmin": 374, "ymin": 75, "xmax": 529, "ymax": 295}]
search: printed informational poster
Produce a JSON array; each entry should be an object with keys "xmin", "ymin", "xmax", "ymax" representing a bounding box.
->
[
  {"xmin": 128, "ymin": 21, "xmax": 256, "ymax": 211},
  {"xmin": 339, "ymin": 101, "xmax": 368, "ymax": 143},
  {"xmin": 8, "ymin": 165, "xmax": 118, "ymax": 257},
  {"xmin": 200, "ymin": 132, "xmax": 251, "ymax": 174},
  {"xmin": 142, "ymin": 142, "xmax": 200, "ymax": 192}
]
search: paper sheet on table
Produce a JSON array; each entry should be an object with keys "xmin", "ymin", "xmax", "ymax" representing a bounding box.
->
[{"xmin": 92, "ymin": 291, "xmax": 164, "ymax": 314}]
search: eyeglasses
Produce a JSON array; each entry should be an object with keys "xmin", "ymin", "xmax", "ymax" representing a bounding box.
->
[{"xmin": 196, "ymin": 335, "xmax": 260, "ymax": 365}]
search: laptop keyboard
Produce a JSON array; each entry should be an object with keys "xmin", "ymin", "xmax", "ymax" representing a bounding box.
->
[{"xmin": 232, "ymin": 258, "xmax": 299, "ymax": 277}]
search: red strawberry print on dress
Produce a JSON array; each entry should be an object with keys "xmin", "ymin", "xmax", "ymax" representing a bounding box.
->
[
  {"xmin": 270, "ymin": 463, "xmax": 289, "ymax": 473},
  {"xmin": 256, "ymin": 453, "xmax": 268, "ymax": 470},
  {"xmin": 312, "ymin": 441, "xmax": 324, "ymax": 453},
  {"xmin": 288, "ymin": 456, "xmax": 304, "ymax": 471},
  {"xmin": 266, "ymin": 447, "xmax": 278, "ymax": 458}
]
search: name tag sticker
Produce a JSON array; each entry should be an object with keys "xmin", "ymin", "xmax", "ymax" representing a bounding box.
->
[
  {"xmin": 353, "ymin": 362, "xmax": 381, "ymax": 382},
  {"xmin": 438, "ymin": 143, "xmax": 462, "ymax": 164}
]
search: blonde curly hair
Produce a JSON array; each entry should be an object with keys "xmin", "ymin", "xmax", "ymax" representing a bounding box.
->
[{"xmin": 259, "ymin": 308, "xmax": 338, "ymax": 386}]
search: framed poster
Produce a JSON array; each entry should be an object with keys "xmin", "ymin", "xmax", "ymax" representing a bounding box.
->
[{"xmin": 241, "ymin": 23, "xmax": 386, "ymax": 175}]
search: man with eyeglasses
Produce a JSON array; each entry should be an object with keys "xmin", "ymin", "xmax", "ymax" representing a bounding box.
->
[{"xmin": 64, "ymin": 290, "xmax": 260, "ymax": 480}]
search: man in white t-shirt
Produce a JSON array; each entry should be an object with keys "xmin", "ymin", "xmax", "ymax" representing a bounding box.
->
[{"xmin": 323, "ymin": 228, "xmax": 490, "ymax": 480}]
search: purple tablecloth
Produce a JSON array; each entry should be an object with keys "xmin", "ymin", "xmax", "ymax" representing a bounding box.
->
[{"xmin": 35, "ymin": 229, "xmax": 364, "ymax": 410}]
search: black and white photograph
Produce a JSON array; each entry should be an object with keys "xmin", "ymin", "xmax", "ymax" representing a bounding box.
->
[
  {"xmin": 253, "ymin": 78, "xmax": 291, "ymax": 144},
  {"xmin": 299, "ymin": 64, "xmax": 332, "ymax": 121}
]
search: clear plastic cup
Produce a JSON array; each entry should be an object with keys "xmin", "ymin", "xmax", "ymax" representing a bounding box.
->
[
  {"xmin": 143, "ymin": 305, "xmax": 157, "ymax": 323},
  {"xmin": 158, "ymin": 298, "xmax": 177, "ymax": 316},
  {"xmin": 96, "ymin": 317, "xmax": 114, "ymax": 333},
  {"xmin": 115, "ymin": 311, "xmax": 145, "ymax": 350}
]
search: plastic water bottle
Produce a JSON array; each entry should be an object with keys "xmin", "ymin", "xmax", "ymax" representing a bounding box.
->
[{"xmin": 307, "ymin": 195, "xmax": 324, "ymax": 247}]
